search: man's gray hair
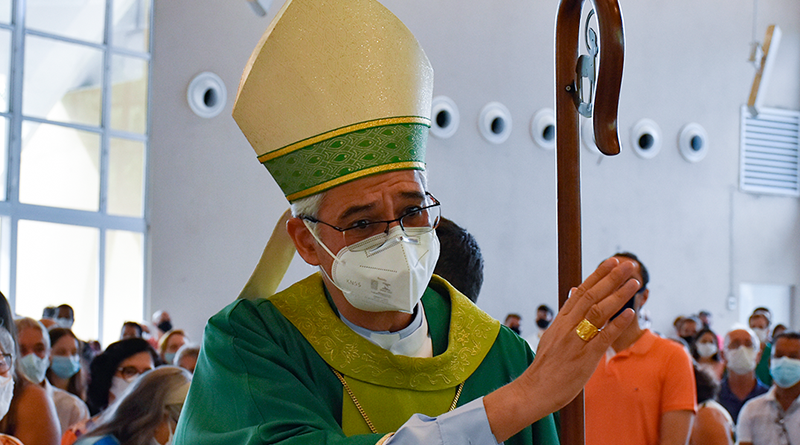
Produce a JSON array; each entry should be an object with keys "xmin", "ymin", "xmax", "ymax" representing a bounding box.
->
[{"xmin": 723, "ymin": 324, "xmax": 760, "ymax": 350}]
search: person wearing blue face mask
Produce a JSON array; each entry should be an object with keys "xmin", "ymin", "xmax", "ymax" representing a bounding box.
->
[
  {"xmin": 47, "ymin": 328, "xmax": 88, "ymax": 402},
  {"xmin": 737, "ymin": 331, "xmax": 800, "ymax": 445},
  {"xmin": 15, "ymin": 319, "xmax": 90, "ymax": 435},
  {"xmin": 157, "ymin": 331, "xmax": 187, "ymax": 366}
]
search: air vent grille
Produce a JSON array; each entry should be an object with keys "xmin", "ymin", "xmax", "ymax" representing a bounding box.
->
[{"xmin": 740, "ymin": 106, "xmax": 800, "ymax": 197}]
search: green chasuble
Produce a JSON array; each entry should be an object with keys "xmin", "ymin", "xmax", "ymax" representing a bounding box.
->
[{"xmin": 174, "ymin": 273, "xmax": 559, "ymax": 445}]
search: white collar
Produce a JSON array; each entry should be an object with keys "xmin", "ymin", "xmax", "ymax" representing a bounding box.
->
[{"xmin": 341, "ymin": 303, "xmax": 432, "ymax": 357}]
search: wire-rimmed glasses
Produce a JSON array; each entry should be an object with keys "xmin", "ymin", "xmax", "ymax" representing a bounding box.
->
[{"xmin": 302, "ymin": 192, "xmax": 441, "ymax": 252}]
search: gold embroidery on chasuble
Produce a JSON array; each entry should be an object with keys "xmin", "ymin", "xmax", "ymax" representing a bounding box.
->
[{"xmin": 269, "ymin": 273, "xmax": 500, "ymax": 435}]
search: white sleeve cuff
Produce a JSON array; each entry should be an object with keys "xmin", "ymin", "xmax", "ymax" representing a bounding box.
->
[{"xmin": 385, "ymin": 397, "xmax": 500, "ymax": 445}]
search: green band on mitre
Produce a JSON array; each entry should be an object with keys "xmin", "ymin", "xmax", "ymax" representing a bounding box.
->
[{"xmin": 262, "ymin": 122, "xmax": 429, "ymax": 202}]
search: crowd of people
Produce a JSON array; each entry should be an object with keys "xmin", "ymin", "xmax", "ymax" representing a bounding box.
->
[
  {"xmin": 503, "ymin": 256, "xmax": 799, "ymax": 445},
  {"xmin": 0, "ymin": 296, "xmax": 198, "ymax": 445}
]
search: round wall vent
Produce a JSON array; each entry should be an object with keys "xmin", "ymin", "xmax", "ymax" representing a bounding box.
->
[
  {"xmin": 430, "ymin": 96, "xmax": 459, "ymax": 139},
  {"xmin": 530, "ymin": 108, "xmax": 555, "ymax": 150},
  {"xmin": 678, "ymin": 123, "xmax": 708, "ymax": 163},
  {"xmin": 630, "ymin": 118, "xmax": 662, "ymax": 159},
  {"xmin": 187, "ymin": 72, "xmax": 227, "ymax": 119},
  {"xmin": 479, "ymin": 102, "xmax": 512, "ymax": 144}
]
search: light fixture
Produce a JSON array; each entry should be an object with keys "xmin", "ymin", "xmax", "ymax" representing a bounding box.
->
[
  {"xmin": 187, "ymin": 72, "xmax": 227, "ymax": 119},
  {"xmin": 430, "ymin": 96, "xmax": 459, "ymax": 139},
  {"xmin": 530, "ymin": 108, "xmax": 555, "ymax": 150},
  {"xmin": 478, "ymin": 102, "xmax": 512, "ymax": 144},
  {"xmin": 630, "ymin": 118, "xmax": 662, "ymax": 159},
  {"xmin": 678, "ymin": 123, "xmax": 708, "ymax": 163}
]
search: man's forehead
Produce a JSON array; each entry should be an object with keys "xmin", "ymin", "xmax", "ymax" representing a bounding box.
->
[
  {"xmin": 728, "ymin": 330, "xmax": 752, "ymax": 341},
  {"xmin": 775, "ymin": 338, "xmax": 800, "ymax": 353},
  {"xmin": 319, "ymin": 171, "xmax": 426, "ymax": 215}
]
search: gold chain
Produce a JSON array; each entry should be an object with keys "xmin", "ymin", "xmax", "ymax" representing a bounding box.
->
[{"xmin": 331, "ymin": 368, "xmax": 464, "ymax": 434}]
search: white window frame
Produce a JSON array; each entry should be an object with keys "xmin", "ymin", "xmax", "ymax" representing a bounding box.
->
[{"xmin": 0, "ymin": 0, "xmax": 152, "ymax": 344}]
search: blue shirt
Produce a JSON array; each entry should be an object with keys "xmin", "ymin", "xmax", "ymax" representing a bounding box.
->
[{"xmin": 717, "ymin": 376, "xmax": 769, "ymax": 423}]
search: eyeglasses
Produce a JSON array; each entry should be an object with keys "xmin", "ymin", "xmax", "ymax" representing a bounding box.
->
[
  {"xmin": 117, "ymin": 365, "xmax": 153, "ymax": 382},
  {"xmin": 302, "ymin": 192, "xmax": 441, "ymax": 251},
  {"xmin": 0, "ymin": 354, "xmax": 11, "ymax": 374}
]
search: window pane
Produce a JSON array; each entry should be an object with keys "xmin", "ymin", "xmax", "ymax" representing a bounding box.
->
[
  {"xmin": 112, "ymin": 0, "xmax": 150, "ymax": 53},
  {"xmin": 103, "ymin": 229, "xmax": 143, "ymax": 346},
  {"xmin": 0, "ymin": 117, "xmax": 7, "ymax": 200},
  {"xmin": 15, "ymin": 220, "xmax": 99, "ymax": 342},
  {"xmin": 26, "ymin": 0, "xmax": 105, "ymax": 44},
  {"xmin": 0, "ymin": 29, "xmax": 10, "ymax": 112},
  {"xmin": 20, "ymin": 121, "xmax": 100, "ymax": 211},
  {"xmin": 23, "ymin": 36, "xmax": 103, "ymax": 127},
  {"xmin": 0, "ymin": 0, "xmax": 10, "ymax": 24},
  {"xmin": 111, "ymin": 55, "xmax": 147, "ymax": 134},
  {"xmin": 108, "ymin": 138, "xmax": 144, "ymax": 217}
]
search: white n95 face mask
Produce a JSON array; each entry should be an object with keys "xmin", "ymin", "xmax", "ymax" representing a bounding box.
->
[
  {"xmin": 310, "ymin": 224, "xmax": 440, "ymax": 313},
  {"xmin": 0, "ymin": 373, "xmax": 14, "ymax": 421},
  {"xmin": 725, "ymin": 346, "xmax": 758, "ymax": 375}
]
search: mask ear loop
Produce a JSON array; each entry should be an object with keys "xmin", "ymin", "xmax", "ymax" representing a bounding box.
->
[{"xmin": 302, "ymin": 220, "xmax": 349, "ymax": 295}]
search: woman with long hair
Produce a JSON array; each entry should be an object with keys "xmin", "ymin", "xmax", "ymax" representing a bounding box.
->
[
  {"xmin": 75, "ymin": 366, "xmax": 191, "ymax": 445},
  {"xmin": 63, "ymin": 339, "xmax": 158, "ymax": 445},
  {"xmin": 0, "ymin": 293, "xmax": 59, "ymax": 445},
  {"xmin": 47, "ymin": 328, "xmax": 88, "ymax": 402},
  {"xmin": 692, "ymin": 328, "xmax": 725, "ymax": 381}
]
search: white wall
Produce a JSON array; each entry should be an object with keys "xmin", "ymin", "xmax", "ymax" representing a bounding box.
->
[{"xmin": 149, "ymin": 0, "xmax": 800, "ymax": 342}]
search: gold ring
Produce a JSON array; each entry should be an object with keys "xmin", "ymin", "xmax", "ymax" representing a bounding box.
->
[{"xmin": 576, "ymin": 319, "xmax": 600, "ymax": 341}]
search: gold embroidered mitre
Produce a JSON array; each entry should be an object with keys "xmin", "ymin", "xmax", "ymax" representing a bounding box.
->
[{"xmin": 232, "ymin": 0, "xmax": 434, "ymax": 202}]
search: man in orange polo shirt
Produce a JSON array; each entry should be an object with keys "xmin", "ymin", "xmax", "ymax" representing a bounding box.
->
[{"xmin": 585, "ymin": 252, "xmax": 696, "ymax": 445}]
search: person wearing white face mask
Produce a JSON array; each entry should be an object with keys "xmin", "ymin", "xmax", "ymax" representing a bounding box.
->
[
  {"xmin": 14, "ymin": 318, "xmax": 90, "ymax": 436},
  {"xmin": 736, "ymin": 331, "xmax": 800, "ymax": 445},
  {"xmin": 63, "ymin": 339, "xmax": 157, "ymax": 445},
  {"xmin": 173, "ymin": 1, "xmax": 642, "ymax": 443},
  {"xmin": 0, "ymin": 327, "xmax": 24, "ymax": 445},
  {"xmin": 74, "ymin": 366, "xmax": 191, "ymax": 445},
  {"xmin": 692, "ymin": 328, "xmax": 725, "ymax": 381},
  {"xmin": 718, "ymin": 326, "xmax": 769, "ymax": 423}
]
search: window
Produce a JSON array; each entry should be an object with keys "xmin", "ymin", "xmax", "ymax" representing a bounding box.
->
[{"xmin": 0, "ymin": 0, "xmax": 152, "ymax": 345}]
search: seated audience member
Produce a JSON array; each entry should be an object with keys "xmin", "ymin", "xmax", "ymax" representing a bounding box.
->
[
  {"xmin": 718, "ymin": 325, "xmax": 768, "ymax": 422},
  {"xmin": 503, "ymin": 313, "xmax": 522, "ymax": 335},
  {"xmin": 15, "ymin": 318, "xmax": 89, "ymax": 435},
  {"xmin": 0, "ymin": 326, "xmax": 26, "ymax": 445},
  {"xmin": 54, "ymin": 305, "xmax": 75, "ymax": 330},
  {"xmin": 736, "ymin": 331, "xmax": 800, "ymax": 445},
  {"xmin": 63, "ymin": 339, "xmax": 158, "ymax": 445},
  {"xmin": 585, "ymin": 252, "xmax": 696, "ymax": 445},
  {"xmin": 118, "ymin": 323, "xmax": 142, "ymax": 341},
  {"xmin": 47, "ymin": 328, "xmax": 88, "ymax": 402},
  {"xmin": 173, "ymin": 345, "xmax": 199, "ymax": 373},
  {"xmin": 698, "ymin": 310, "xmax": 712, "ymax": 330},
  {"xmin": 694, "ymin": 328, "xmax": 725, "ymax": 381},
  {"xmin": 690, "ymin": 364, "xmax": 733, "ymax": 445},
  {"xmin": 679, "ymin": 316, "xmax": 701, "ymax": 347},
  {"xmin": 672, "ymin": 315, "xmax": 687, "ymax": 340},
  {"xmin": 748, "ymin": 310, "xmax": 773, "ymax": 386},
  {"xmin": 151, "ymin": 311, "xmax": 172, "ymax": 341},
  {"xmin": 526, "ymin": 304, "xmax": 554, "ymax": 352},
  {"xmin": 0, "ymin": 295, "xmax": 60, "ymax": 445},
  {"xmin": 157, "ymin": 330, "xmax": 187, "ymax": 366},
  {"xmin": 772, "ymin": 323, "xmax": 787, "ymax": 341},
  {"xmin": 73, "ymin": 366, "xmax": 192, "ymax": 445},
  {"xmin": 431, "ymin": 217, "xmax": 484, "ymax": 303}
]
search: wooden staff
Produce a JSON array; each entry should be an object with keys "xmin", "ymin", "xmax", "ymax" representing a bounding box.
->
[{"xmin": 555, "ymin": 0, "xmax": 624, "ymax": 444}]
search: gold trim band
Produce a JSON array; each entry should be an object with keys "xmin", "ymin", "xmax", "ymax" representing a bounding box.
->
[
  {"xmin": 285, "ymin": 161, "xmax": 425, "ymax": 202},
  {"xmin": 576, "ymin": 319, "xmax": 600, "ymax": 341},
  {"xmin": 258, "ymin": 116, "xmax": 431, "ymax": 163}
]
